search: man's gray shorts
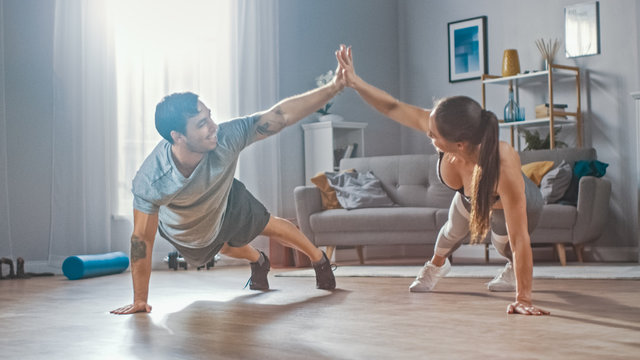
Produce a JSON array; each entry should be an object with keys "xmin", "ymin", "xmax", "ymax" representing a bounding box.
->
[{"xmin": 165, "ymin": 179, "xmax": 271, "ymax": 266}]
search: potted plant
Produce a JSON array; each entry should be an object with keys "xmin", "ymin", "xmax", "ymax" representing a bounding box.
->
[{"xmin": 520, "ymin": 126, "xmax": 567, "ymax": 151}]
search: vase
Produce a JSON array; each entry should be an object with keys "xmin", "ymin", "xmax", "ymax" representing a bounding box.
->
[
  {"xmin": 501, "ymin": 49, "xmax": 521, "ymax": 77},
  {"xmin": 503, "ymin": 87, "xmax": 520, "ymax": 123},
  {"xmin": 318, "ymin": 114, "xmax": 344, "ymax": 122}
]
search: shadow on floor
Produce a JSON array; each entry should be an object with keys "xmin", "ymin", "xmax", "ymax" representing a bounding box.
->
[{"xmin": 127, "ymin": 289, "xmax": 351, "ymax": 359}]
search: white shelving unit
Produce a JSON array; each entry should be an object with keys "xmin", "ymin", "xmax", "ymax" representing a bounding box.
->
[
  {"xmin": 481, "ymin": 64, "xmax": 582, "ymax": 149},
  {"xmin": 302, "ymin": 120, "xmax": 367, "ymax": 185}
]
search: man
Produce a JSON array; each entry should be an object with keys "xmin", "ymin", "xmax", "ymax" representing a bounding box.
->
[{"xmin": 111, "ymin": 68, "xmax": 343, "ymax": 315}]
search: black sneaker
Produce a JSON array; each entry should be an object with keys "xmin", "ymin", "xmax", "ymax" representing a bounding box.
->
[
  {"xmin": 313, "ymin": 251, "xmax": 336, "ymax": 290},
  {"xmin": 249, "ymin": 251, "xmax": 270, "ymax": 290}
]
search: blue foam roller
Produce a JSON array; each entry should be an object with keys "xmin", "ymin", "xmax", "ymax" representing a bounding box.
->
[{"xmin": 62, "ymin": 251, "xmax": 129, "ymax": 280}]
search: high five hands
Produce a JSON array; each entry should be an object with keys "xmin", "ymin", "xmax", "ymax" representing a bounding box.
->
[{"xmin": 335, "ymin": 44, "xmax": 358, "ymax": 88}]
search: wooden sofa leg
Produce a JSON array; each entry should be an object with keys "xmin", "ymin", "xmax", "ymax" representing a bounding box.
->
[
  {"xmin": 356, "ymin": 246, "xmax": 365, "ymax": 265},
  {"xmin": 573, "ymin": 244, "xmax": 585, "ymax": 263},
  {"xmin": 555, "ymin": 243, "xmax": 567, "ymax": 266},
  {"xmin": 325, "ymin": 246, "xmax": 336, "ymax": 262}
]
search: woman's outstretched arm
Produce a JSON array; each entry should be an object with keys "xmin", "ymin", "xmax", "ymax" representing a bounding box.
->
[{"xmin": 335, "ymin": 45, "xmax": 429, "ymax": 132}]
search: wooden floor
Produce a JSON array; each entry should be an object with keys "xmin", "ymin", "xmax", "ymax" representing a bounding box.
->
[{"xmin": 1, "ymin": 264, "xmax": 639, "ymax": 360}]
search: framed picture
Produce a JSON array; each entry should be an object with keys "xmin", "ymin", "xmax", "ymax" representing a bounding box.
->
[
  {"xmin": 447, "ymin": 16, "xmax": 487, "ymax": 83},
  {"xmin": 565, "ymin": 1, "xmax": 600, "ymax": 58}
]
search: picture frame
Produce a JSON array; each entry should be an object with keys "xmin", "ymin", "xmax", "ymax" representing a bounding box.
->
[
  {"xmin": 565, "ymin": 1, "xmax": 600, "ymax": 58},
  {"xmin": 447, "ymin": 16, "xmax": 487, "ymax": 83}
]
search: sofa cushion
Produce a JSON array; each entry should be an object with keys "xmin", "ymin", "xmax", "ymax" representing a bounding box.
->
[
  {"xmin": 309, "ymin": 207, "xmax": 439, "ymax": 233},
  {"xmin": 560, "ymin": 159, "xmax": 608, "ymax": 206},
  {"xmin": 540, "ymin": 161, "xmax": 572, "ymax": 204},
  {"xmin": 536, "ymin": 204, "xmax": 577, "ymax": 229},
  {"xmin": 519, "ymin": 147, "xmax": 596, "ymax": 167},
  {"xmin": 325, "ymin": 170, "xmax": 395, "ymax": 209},
  {"xmin": 310, "ymin": 172, "xmax": 342, "ymax": 210},
  {"xmin": 340, "ymin": 154, "xmax": 454, "ymax": 208},
  {"xmin": 522, "ymin": 161, "xmax": 555, "ymax": 186}
]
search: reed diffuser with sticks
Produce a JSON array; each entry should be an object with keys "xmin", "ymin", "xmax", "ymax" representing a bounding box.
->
[{"xmin": 535, "ymin": 38, "xmax": 560, "ymax": 70}]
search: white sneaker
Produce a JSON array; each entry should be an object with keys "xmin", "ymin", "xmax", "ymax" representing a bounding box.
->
[
  {"xmin": 409, "ymin": 258, "xmax": 451, "ymax": 292},
  {"xmin": 486, "ymin": 262, "xmax": 516, "ymax": 292}
]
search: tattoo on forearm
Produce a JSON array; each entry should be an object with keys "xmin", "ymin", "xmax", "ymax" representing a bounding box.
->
[
  {"xmin": 131, "ymin": 236, "xmax": 147, "ymax": 263},
  {"xmin": 256, "ymin": 106, "xmax": 285, "ymax": 136}
]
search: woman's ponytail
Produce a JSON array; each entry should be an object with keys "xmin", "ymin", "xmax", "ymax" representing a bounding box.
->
[{"xmin": 468, "ymin": 109, "xmax": 500, "ymax": 243}]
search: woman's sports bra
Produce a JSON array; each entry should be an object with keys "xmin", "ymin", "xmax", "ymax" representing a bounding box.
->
[{"xmin": 437, "ymin": 152, "xmax": 500, "ymax": 203}]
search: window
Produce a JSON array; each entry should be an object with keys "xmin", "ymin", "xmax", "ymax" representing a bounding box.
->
[{"xmin": 110, "ymin": 0, "xmax": 234, "ymax": 215}]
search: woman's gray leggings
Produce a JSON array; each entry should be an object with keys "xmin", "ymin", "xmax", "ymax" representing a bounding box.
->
[{"xmin": 434, "ymin": 174, "xmax": 544, "ymax": 261}]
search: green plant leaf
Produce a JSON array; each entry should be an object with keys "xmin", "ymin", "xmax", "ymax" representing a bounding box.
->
[{"xmin": 521, "ymin": 126, "xmax": 566, "ymax": 150}]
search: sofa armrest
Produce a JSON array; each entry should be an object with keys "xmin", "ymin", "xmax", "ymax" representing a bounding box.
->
[
  {"xmin": 294, "ymin": 186, "xmax": 323, "ymax": 244},
  {"xmin": 572, "ymin": 176, "xmax": 612, "ymax": 245}
]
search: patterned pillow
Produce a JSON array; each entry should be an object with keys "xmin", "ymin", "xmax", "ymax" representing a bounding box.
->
[{"xmin": 325, "ymin": 170, "xmax": 395, "ymax": 210}]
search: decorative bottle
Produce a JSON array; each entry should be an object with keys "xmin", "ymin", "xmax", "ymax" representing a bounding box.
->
[{"xmin": 503, "ymin": 84, "xmax": 519, "ymax": 123}]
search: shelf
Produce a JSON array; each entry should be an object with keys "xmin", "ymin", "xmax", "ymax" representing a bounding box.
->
[
  {"xmin": 302, "ymin": 120, "xmax": 368, "ymax": 130},
  {"xmin": 302, "ymin": 121, "xmax": 367, "ymax": 185},
  {"xmin": 498, "ymin": 117, "xmax": 576, "ymax": 128},
  {"xmin": 484, "ymin": 71, "xmax": 574, "ymax": 86},
  {"xmin": 481, "ymin": 63, "xmax": 582, "ymax": 149},
  {"xmin": 482, "ymin": 64, "xmax": 580, "ymax": 86}
]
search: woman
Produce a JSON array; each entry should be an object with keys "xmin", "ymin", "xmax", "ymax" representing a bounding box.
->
[{"xmin": 335, "ymin": 45, "xmax": 549, "ymax": 315}]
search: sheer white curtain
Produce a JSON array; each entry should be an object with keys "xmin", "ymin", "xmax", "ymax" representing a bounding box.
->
[
  {"xmin": 233, "ymin": 0, "xmax": 281, "ymax": 217},
  {"xmin": 50, "ymin": 0, "xmax": 117, "ymax": 264},
  {"xmin": 111, "ymin": 0, "xmax": 235, "ymax": 216},
  {"xmin": 112, "ymin": 0, "xmax": 280, "ymax": 217}
]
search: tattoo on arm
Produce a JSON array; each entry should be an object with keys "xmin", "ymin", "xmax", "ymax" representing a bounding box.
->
[
  {"xmin": 130, "ymin": 236, "xmax": 147, "ymax": 263},
  {"xmin": 256, "ymin": 122, "xmax": 276, "ymax": 136},
  {"xmin": 256, "ymin": 106, "xmax": 285, "ymax": 137}
]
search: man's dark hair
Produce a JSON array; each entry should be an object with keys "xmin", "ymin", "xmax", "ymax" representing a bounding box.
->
[{"xmin": 155, "ymin": 92, "xmax": 200, "ymax": 143}]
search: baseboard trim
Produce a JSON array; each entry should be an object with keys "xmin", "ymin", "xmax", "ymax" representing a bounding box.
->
[
  {"xmin": 19, "ymin": 260, "xmax": 62, "ymax": 275},
  {"xmin": 588, "ymin": 246, "xmax": 639, "ymax": 262}
]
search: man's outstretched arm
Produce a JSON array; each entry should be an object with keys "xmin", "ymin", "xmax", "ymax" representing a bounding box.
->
[
  {"xmin": 111, "ymin": 209, "xmax": 158, "ymax": 315},
  {"xmin": 251, "ymin": 67, "xmax": 345, "ymax": 141}
]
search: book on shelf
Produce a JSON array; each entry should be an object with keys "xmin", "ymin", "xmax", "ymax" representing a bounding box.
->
[
  {"xmin": 344, "ymin": 143, "xmax": 358, "ymax": 159},
  {"xmin": 535, "ymin": 103, "xmax": 568, "ymax": 119},
  {"xmin": 333, "ymin": 148, "xmax": 346, "ymax": 169},
  {"xmin": 333, "ymin": 143, "xmax": 358, "ymax": 170}
]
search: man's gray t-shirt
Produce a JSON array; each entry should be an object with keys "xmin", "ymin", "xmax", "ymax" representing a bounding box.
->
[{"xmin": 131, "ymin": 114, "xmax": 259, "ymax": 250}]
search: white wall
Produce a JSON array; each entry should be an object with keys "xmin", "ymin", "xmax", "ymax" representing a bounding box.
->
[
  {"xmin": 399, "ymin": 0, "xmax": 640, "ymax": 260},
  {"xmin": 276, "ymin": 0, "xmax": 403, "ymax": 218}
]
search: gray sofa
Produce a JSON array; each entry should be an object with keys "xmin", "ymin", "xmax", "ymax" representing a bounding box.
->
[{"xmin": 294, "ymin": 147, "xmax": 611, "ymax": 266}]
